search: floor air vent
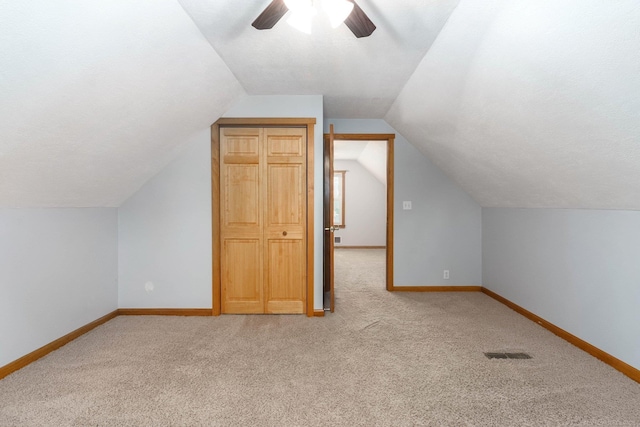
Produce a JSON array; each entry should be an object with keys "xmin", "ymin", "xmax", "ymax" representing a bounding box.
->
[{"xmin": 485, "ymin": 352, "xmax": 532, "ymax": 360}]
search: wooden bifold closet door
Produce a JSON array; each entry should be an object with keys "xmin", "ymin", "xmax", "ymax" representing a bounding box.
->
[{"xmin": 220, "ymin": 127, "xmax": 307, "ymax": 314}]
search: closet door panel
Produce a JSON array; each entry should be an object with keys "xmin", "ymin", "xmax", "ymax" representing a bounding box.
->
[
  {"xmin": 266, "ymin": 164, "xmax": 304, "ymax": 226},
  {"xmin": 265, "ymin": 239, "xmax": 305, "ymax": 314},
  {"xmin": 220, "ymin": 128, "xmax": 264, "ymax": 314},
  {"xmin": 224, "ymin": 164, "xmax": 260, "ymax": 227},
  {"xmin": 264, "ymin": 128, "xmax": 306, "ymax": 314},
  {"xmin": 222, "ymin": 239, "xmax": 263, "ymax": 314}
]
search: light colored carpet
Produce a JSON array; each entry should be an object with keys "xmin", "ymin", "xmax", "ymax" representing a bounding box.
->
[{"xmin": 1, "ymin": 248, "xmax": 639, "ymax": 426}]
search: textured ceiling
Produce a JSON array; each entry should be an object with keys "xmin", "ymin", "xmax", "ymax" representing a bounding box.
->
[
  {"xmin": 2, "ymin": 0, "xmax": 639, "ymax": 210},
  {"xmin": 177, "ymin": 0, "xmax": 460, "ymax": 118},
  {"xmin": 0, "ymin": 0, "xmax": 243, "ymax": 207},
  {"xmin": 386, "ymin": 0, "xmax": 640, "ymax": 209}
]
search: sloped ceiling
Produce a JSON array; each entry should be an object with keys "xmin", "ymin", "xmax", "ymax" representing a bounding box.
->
[
  {"xmin": 334, "ymin": 140, "xmax": 368, "ymax": 161},
  {"xmin": 358, "ymin": 140, "xmax": 387, "ymax": 185},
  {"xmin": 176, "ymin": 0, "xmax": 460, "ymax": 117},
  {"xmin": 2, "ymin": 0, "xmax": 639, "ymax": 210},
  {"xmin": 335, "ymin": 140, "xmax": 387, "ymax": 185},
  {"xmin": 386, "ymin": 0, "xmax": 640, "ymax": 209},
  {"xmin": 0, "ymin": 0, "xmax": 244, "ymax": 207}
]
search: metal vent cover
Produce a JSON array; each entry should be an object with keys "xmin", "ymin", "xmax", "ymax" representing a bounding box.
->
[{"xmin": 485, "ymin": 352, "xmax": 532, "ymax": 360}]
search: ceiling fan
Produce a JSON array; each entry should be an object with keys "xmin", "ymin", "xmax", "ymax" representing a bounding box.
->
[{"xmin": 252, "ymin": 0, "xmax": 376, "ymax": 38}]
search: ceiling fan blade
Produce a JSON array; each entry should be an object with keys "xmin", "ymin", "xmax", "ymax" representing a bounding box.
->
[
  {"xmin": 252, "ymin": 0, "xmax": 288, "ymax": 30},
  {"xmin": 344, "ymin": 1, "xmax": 376, "ymax": 38}
]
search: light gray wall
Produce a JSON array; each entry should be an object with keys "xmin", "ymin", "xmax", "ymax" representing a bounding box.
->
[
  {"xmin": 483, "ymin": 208, "xmax": 640, "ymax": 370},
  {"xmin": 326, "ymin": 119, "xmax": 482, "ymax": 286},
  {"xmin": 117, "ymin": 106, "xmax": 478, "ymax": 310},
  {"xmin": 118, "ymin": 95, "xmax": 324, "ymax": 310},
  {"xmin": 118, "ymin": 129, "xmax": 212, "ymax": 308},
  {"xmin": 0, "ymin": 208, "xmax": 117, "ymax": 367},
  {"xmin": 333, "ymin": 159, "xmax": 386, "ymax": 247}
]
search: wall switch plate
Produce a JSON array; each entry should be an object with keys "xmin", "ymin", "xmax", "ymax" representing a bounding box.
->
[
  {"xmin": 403, "ymin": 201, "xmax": 412, "ymax": 210},
  {"xmin": 443, "ymin": 270, "xmax": 450, "ymax": 280}
]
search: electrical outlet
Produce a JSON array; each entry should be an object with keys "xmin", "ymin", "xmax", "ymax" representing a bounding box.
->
[
  {"xmin": 403, "ymin": 201, "xmax": 412, "ymax": 210},
  {"xmin": 443, "ymin": 270, "xmax": 450, "ymax": 280}
]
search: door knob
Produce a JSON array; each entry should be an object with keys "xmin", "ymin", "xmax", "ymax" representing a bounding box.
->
[
  {"xmin": 282, "ymin": 231, "xmax": 287, "ymax": 236},
  {"xmin": 324, "ymin": 226, "xmax": 339, "ymax": 232}
]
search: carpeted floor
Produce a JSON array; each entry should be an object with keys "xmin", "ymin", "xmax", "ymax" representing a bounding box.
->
[{"xmin": 1, "ymin": 248, "xmax": 639, "ymax": 426}]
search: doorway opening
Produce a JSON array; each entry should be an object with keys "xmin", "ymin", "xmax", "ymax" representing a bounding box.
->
[{"xmin": 323, "ymin": 131, "xmax": 394, "ymax": 312}]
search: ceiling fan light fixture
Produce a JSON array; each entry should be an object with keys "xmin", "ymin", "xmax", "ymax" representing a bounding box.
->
[
  {"xmin": 322, "ymin": 0, "xmax": 354, "ymax": 28},
  {"xmin": 287, "ymin": 5, "xmax": 316, "ymax": 34},
  {"xmin": 253, "ymin": 0, "xmax": 375, "ymax": 37},
  {"xmin": 284, "ymin": 0, "xmax": 311, "ymax": 12}
]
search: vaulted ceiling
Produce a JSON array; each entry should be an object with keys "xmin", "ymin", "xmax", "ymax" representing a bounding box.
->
[
  {"xmin": 2, "ymin": 0, "xmax": 639, "ymax": 209},
  {"xmin": 386, "ymin": 0, "xmax": 640, "ymax": 209},
  {"xmin": 0, "ymin": 0, "xmax": 244, "ymax": 207},
  {"xmin": 177, "ymin": 0, "xmax": 460, "ymax": 118}
]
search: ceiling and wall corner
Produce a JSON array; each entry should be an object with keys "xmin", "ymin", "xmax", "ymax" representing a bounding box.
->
[
  {"xmin": 334, "ymin": 140, "xmax": 387, "ymax": 185},
  {"xmin": 333, "ymin": 159, "xmax": 387, "ymax": 247},
  {"xmin": 0, "ymin": 0, "xmax": 245, "ymax": 208},
  {"xmin": 386, "ymin": 0, "xmax": 640, "ymax": 210},
  {"xmin": 358, "ymin": 140, "xmax": 387, "ymax": 185}
]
